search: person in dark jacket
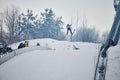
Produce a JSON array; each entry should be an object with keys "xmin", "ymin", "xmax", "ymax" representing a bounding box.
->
[
  {"xmin": 18, "ymin": 42, "xmax": 25, "ymax": 49},
  {"xmin": 36, "ymin": 43, "xmax": 40, "ymax": 46}
]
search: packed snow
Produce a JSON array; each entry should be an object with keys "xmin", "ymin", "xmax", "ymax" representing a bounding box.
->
[
  {"xmin": 106, "ymin": 44, "xmax": 120, "ymax": 80},
  {"xmin": 0, "ymin": 38, "xmax": 120, "ymax": 80}
]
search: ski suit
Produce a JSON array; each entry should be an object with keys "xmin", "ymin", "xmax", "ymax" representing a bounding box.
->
[{"xmin": 66, "ymin": 24, "xmax": 72, "ymax": 35}]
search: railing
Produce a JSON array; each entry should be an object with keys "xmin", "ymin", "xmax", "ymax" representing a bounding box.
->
[{"xmin": 0, "ymin": 46, "xmax": 52, "ymax": 65}]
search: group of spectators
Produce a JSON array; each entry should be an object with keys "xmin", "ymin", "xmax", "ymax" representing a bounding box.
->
[
  {"xmin": 18, "ymin": 41, "xmax": 29, "ymax": 49},
  {"xmin": 18, "ymin": 41, "xmax": 40, "ymax": 49}
]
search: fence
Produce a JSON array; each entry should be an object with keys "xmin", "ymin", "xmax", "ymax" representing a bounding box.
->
[{"xmin": 0, "ymin": 46, "xmax": 52, "ymax": 65}]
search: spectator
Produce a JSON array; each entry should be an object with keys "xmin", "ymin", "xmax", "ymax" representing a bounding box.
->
[
  {"xmin": 24, "ymin": 41, "xmax": 29, "ymax": 47},
  {"xmin": 36, "ymin": 43, "xmax": 40, "ymax": 46},
  {"xmin": 18, "ymin": 42, "xmax": 25, "ymax": 49}
]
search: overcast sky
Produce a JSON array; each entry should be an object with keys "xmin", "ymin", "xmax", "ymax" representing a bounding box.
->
[{"xmin": 0, "ymin": 0, "xmax": 115, "ymax": 33}]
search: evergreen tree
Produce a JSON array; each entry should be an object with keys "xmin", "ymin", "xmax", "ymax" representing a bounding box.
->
[
  {"xmin": 39, "ymin": 8, "xmax": 64, "ymax": 40},
  {"xmin": 18, "ymin": 9, "xmax": 38, "ymax": 40}
]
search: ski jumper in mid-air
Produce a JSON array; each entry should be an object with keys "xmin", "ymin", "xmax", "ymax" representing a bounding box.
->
[{"xmin": 66, "ymin": 24, "xmax": 73, "ymax": 35}]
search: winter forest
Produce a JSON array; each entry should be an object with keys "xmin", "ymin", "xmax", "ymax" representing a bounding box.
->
[
  {"xmin": 0, "ymin": 6, "xmax": 105, "ymax": 45},
  {"xmin": 0, "ymin": 1, "xmax": 120, "ymax": 80}
]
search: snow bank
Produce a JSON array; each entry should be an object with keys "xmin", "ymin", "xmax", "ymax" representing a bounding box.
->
[
  {"xmin": 10, "ymin": 38, "xmax": 99, "ymax": 50},
  {"xmin": 0, "ymin": 46, "xmax": 52, "ymax": 65},
  {"xmin": 0, "ymin": 50, "xmax": 97, "ymax": 80},
  {"xmin": 106, "ymin": 45, "xmax": 120, "ymax": 80},
  {"xmin": 0, "ymin": 38, "xmax": 103, "ymax": 80}
]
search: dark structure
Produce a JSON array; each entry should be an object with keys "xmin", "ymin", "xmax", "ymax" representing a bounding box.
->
[{"xmin": 94, "ymin": 1, "xmax": 120, "ymax": 80}]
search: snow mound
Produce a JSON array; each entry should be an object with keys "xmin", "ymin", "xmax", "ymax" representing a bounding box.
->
[
  {"xmin": 106, "ymin": 45, "xmax": 120, "ymax": 80},
  {"xmin": 10, "ymin": 38, "xmax": 99, "ymax": 51},
  {"xmin": 0, "ymin": 38, "xmax": 99, "ymax": 80},
  {"xmin": 1, "ymin": 38, "xmax": 119, "ymax": 80}
]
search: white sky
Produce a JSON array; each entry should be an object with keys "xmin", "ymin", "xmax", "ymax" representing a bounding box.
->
[{"xmin": 0, "ymin": 0, "xmax": 115, "ymax": 33}]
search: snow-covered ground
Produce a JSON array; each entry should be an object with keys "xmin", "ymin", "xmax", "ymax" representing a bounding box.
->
[
  {"xmin": 0, "ymin": 38, "xmax": 120, "ymax": 80},
  {"xmin": 106, "ymin": 44, "xmax": 120, "ymax": 80}
]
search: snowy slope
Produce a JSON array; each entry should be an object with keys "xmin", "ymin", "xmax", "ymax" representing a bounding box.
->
[
  {"xmin": 10, "ymin": 38, "xmax": 99, "ymax": 51},
  {"xmin": 0, "ymin": 38, "xmax": 119, "ymax": 80}
]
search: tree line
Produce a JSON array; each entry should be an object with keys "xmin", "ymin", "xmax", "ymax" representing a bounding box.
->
[
  {"xmin": 0, "ymin": 6, "xmax": 65, "ymax": 44},
  {"xmin": 0, "ymin": 6, "xmax": 106, "ymax": 44}
]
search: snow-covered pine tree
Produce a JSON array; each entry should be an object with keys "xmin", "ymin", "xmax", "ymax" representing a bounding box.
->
[
  {"xmin": 18, "ymin": 9, "xmax": 38, "ymax": 40},
  {"xmin": 39, "ymin": 8, "xmax": 65, "ymax": 40}
]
